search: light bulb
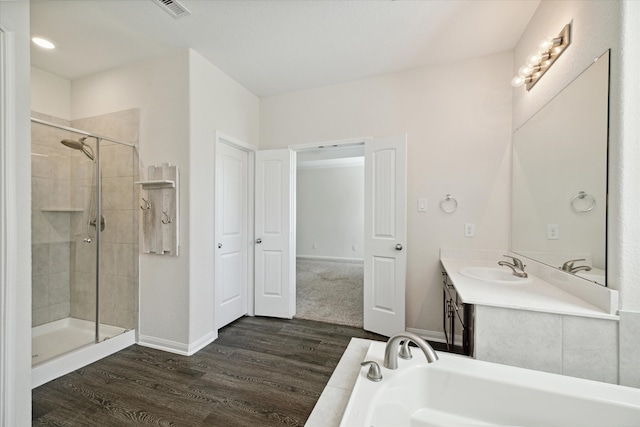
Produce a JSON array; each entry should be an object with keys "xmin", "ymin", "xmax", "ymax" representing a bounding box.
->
[
  {"xmin": 518, "ymin": 65, "xmax": 533, "ymax": 77},
  {"xmin": 526, "ymin": 53, "xmax": 541, "ymax": 66},
  {"xmin": 32, "ymin": 37, "xmax": 55, "ymax": 49},
  {"xmin": 537, "ymin": 36, "xmax": 554, "ymax": 54},
  {"xmin": 511, "ymin": 75, "xmax": 525, "ymax": 88}
]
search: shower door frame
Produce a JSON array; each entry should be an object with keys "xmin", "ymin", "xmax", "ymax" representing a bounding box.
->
[
  {"xmin": 1, "ymin": 23, "xmax": 19, "ymax": 426},
  {"xmin": 30, "ymin": 117, "xmax": 136, "ymax": 343}
]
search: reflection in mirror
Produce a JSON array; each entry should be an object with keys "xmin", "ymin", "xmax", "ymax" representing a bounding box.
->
[{"xmin": 512, "ymin": 50, "xmax": 609, "ymax": 286}]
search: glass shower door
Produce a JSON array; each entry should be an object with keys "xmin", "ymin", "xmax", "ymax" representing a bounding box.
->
[{"xmin": 31, "ymin": 121, "xmax": 98, "ymax": 365}]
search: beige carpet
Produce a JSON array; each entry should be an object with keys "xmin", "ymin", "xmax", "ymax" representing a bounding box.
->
[{"xmin": 295, "ymin": 259, "xmax": 363, "ymax": 328}]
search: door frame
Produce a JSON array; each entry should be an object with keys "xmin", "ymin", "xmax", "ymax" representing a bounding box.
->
[
  {"xmin": 289, "ymin": 137, "xmax": 371, "ymax": 153},
  {"xmin": 0, "ymin": 24, "xmax": 18, "ymax": 425},
  {"xmin": 214, "ymin": 131, "xmax": 257, "ymax": 322}
]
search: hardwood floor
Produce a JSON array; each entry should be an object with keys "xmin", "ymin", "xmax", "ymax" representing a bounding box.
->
[{"xmin": 32, "ymin": 316, "xmax": 386, "ymax": 426}]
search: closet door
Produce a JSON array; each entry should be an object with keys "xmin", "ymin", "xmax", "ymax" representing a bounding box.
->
[
  {"xmin": 215, "ymin": 141, "xmax": 249, "ymax": 328},
  {"xmin": 254, "ymin": 149, "xmax": 296, "ymax": 318},
  {"xmin": 363, "ymin": 135, "xmax": 407, "ymax": 336}
]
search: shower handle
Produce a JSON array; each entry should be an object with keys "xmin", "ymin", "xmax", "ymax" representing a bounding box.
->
[{"xmin": 90, "ymin": 214, "xmax": 106, "ymax": 232}]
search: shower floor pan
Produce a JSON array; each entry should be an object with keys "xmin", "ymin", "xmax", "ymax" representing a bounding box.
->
[{"xmin": 32, "ymin": 317, "xmax": 135, "ymax": 388}]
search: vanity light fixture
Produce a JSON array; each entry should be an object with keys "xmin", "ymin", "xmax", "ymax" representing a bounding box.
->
[
  {"xmin": 32, "ymin": 37, "xmax": 55, "ymax": 49},
  {"xmin": 511, "ymin": 23, "xmax": 571, "ymax": 91}
]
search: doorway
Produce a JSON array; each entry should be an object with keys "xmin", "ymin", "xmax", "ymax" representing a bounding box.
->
[
  {"xmin": 250, "ymin": 135, "xmax": 406, "ymax": 337},
  {"xmin": 294, "ymin": 144, "xmax": 365, "ymax": 327}
]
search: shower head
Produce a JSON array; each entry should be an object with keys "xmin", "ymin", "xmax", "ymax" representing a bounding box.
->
[
  {"xmin": 60, "ymin": 137, "xmax": 94, "ymax": 161},
  {"xmin": 60, "ymin": 137, "xmax": 85, "ymax": 150}
]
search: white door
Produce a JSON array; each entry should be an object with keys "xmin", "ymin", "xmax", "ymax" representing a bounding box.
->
[
  {"xmin": 363, "ymin": 135, "xmax": 407, "ymax": 336},
  {"xmin": 215, "ymin": 141, "xmax": 248, "ymax": 328},
  {"xmin": 254, "ymin": 149, "xmax": 296, "ymax": 318}
]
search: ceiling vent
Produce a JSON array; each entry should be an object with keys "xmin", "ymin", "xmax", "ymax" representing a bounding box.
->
[{"xmin": 151, "ymin": 0, "xmax": 191, "ymax": 19}]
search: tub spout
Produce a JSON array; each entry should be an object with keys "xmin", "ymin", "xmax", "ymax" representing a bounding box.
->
[{"xmin": 383, "ymin": 331, "xmax": 438, "ymax": 370}]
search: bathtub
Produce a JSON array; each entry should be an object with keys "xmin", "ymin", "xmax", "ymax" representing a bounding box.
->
[{"xmin": 340, "ymin": 341, "xmax": 640, "ymax": 427}]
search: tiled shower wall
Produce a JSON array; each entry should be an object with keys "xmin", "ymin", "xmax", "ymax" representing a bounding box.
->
[
  {"xmin": 31, "ymin": 112, "xmax": 78, "ymax": 326},
  {"xmin": 72, "ymin": 109, "xmax": 140, "ymax": 330},
  {"xmin": 31, "ymin": 109, "xmax": 140, "ymax": 330}
]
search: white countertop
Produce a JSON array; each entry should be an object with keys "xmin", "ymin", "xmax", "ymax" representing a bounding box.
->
[{"xmin": 441, "ymin": 257, "xmax": 618, "ymax": 320}]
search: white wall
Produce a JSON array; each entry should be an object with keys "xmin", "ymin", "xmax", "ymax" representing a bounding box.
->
[
  {"xmin": 0, "ymin": 1, "xmax": 32, "ymax": 424},
  {"xmin": 297, "ymin": 162, "xmax": 364, "ymax": 260},
  {"xmin": 260, "ymin": 52, "xmax": 513, "ymax": 332},
  {"xmin": 188, "ymin": 50, "xmax": 259, "ymax": 344},
  {"xmin": 513, "ymin": 0, "xmax": 640, "ymax": 387},
  {"xmin": 30, "ymin": 66, "xmax": 70, "ymax": 119},
  {"xmin": 71, "ymin": 49, "xmax": 259, "ymax": 353},
  {"xmin": 72, "ymin": 51, "xmax": 193, "ymax": 349},
  {"xmin": 617, "ymin": 1, "xmax": 640, "ymax": 387}
]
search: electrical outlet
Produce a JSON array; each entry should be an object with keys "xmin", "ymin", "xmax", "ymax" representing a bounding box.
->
[
  {"xmin": 352, "ymin": 245, "xmax": 357, "ymax": 251},
  {"xmin": 464, "ymin": 223, "xmax": 475, "ymax": 237},
  {"xmin": 312, "ymin": 244, "xmax": 317, "ymax": 249},
  {"xmin": 547, "ymin": 224, "xmax": 559, "ymax": 240}
]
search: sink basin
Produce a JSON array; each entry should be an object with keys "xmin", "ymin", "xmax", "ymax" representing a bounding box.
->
[{"xmin": 459, "ymin": 266, "xmax": 532, "ymax": 284}]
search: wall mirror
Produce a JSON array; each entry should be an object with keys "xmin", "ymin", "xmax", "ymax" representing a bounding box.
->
[{"xmin": 512, "ymin": 50, "xmax": 609, "ymax": 286}]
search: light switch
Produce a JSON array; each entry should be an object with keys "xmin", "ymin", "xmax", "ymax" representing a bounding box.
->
[
  {"xmin": 464, "ymin": 223, "xmax": 475, "ymax": 237},
  {"xmin": 547, "ymin": 224, "xmax": 559, "ymax": 240},
  {"xmin": 418, "ymin": 198, "xmax": 428, "ymax": 212}
]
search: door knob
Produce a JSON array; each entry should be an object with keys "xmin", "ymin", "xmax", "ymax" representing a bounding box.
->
[
  {"xmin": 218, "ymin": 243, "xmax": 222, "ymax": 248},
  {"xmin": 395, "ymin": 244, "xmax": 403, "ymax": 251},
  {"xmin": 256, "ymin": 238, "xmax": 262, "ymax": 244}
]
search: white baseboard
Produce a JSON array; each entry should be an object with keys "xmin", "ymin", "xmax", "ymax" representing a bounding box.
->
[
  {"xmin": 297, "ymin": 255, "xmax": 364, "ymax": 263},
  {"xmin": 187, "ymin": 331, "xmax": 218, "ymax": 355},
  {"xmin": 138, "ymin": 331, "xmax": 217, "ymax": 356}
]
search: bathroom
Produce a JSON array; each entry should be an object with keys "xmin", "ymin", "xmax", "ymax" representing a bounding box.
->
[{"xmin": 2, "ymin": 1, "xmax": 640, "ymax": 424}]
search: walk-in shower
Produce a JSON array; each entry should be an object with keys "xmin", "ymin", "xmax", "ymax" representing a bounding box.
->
[{"xmin": 30, "ymin": 112, "xmax": 139, "ymax": 387}]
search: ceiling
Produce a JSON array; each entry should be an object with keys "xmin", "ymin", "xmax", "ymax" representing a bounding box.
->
[{"xmin": 30, "ymin": 0, "xmax": 540, "ymax": 97}]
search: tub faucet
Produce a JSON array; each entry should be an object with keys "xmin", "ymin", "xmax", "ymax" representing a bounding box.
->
[
  {"xmin": 561, "ymin": 259, "xmax": 592, "ymax": 274},
  {"xmin": 383, "ymin": 332, "xmax": 438, "ymax": 370},
  {"xmin": 498, "ymin": 255, "xmax": 528, "ymax": 278}
]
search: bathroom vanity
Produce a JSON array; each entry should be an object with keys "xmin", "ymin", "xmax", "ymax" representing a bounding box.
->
[
  {"xmin": 442, "ymin": 271, "xmax": 474, "ymax": 356},
  {"xmin": 440, "ymin": 249, "xmax": 620, "ymax": 384}
]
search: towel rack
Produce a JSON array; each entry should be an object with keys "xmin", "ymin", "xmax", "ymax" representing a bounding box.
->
[
  {"xmin": 136, "ymin": 163, "xmax": 179, "ymax": 256},
  {"xmin": 440, "ymin": 194, "xmax": 458, "ymax": 213},
  {"xmin": 570, "ymin": 191, "xmax": 596, "ymax": 213}
]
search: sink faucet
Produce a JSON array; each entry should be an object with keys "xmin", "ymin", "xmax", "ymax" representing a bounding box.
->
[
  {"xmin": 561, "ymin": 259, "xmax": 592, "ymax": 273},
  {"xmin": 383, "ymin": 331, "xmax": 438, "ymax": 369},
  {"xmin": 498, "ymin": 255, "xmax": 528, "ymax": 278}
]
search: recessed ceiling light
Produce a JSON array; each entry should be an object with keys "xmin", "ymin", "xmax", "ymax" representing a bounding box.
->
[{"xmin": 32, "ymin": 37, "xmax": 55, "ymax": 49}]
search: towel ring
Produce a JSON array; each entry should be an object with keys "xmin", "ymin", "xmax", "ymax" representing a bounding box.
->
[
  {"xmin": 570, "ymin": 191, "xmax": 596, "ymax": 213},
  {"xmin": 440, "ymin": 194, "xmax": 458, "ymax": 213}
]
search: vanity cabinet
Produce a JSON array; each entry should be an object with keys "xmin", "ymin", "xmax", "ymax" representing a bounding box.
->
[{"xmin": 442, "ymin": 271, "xmax": 474, "ymax": 356}]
